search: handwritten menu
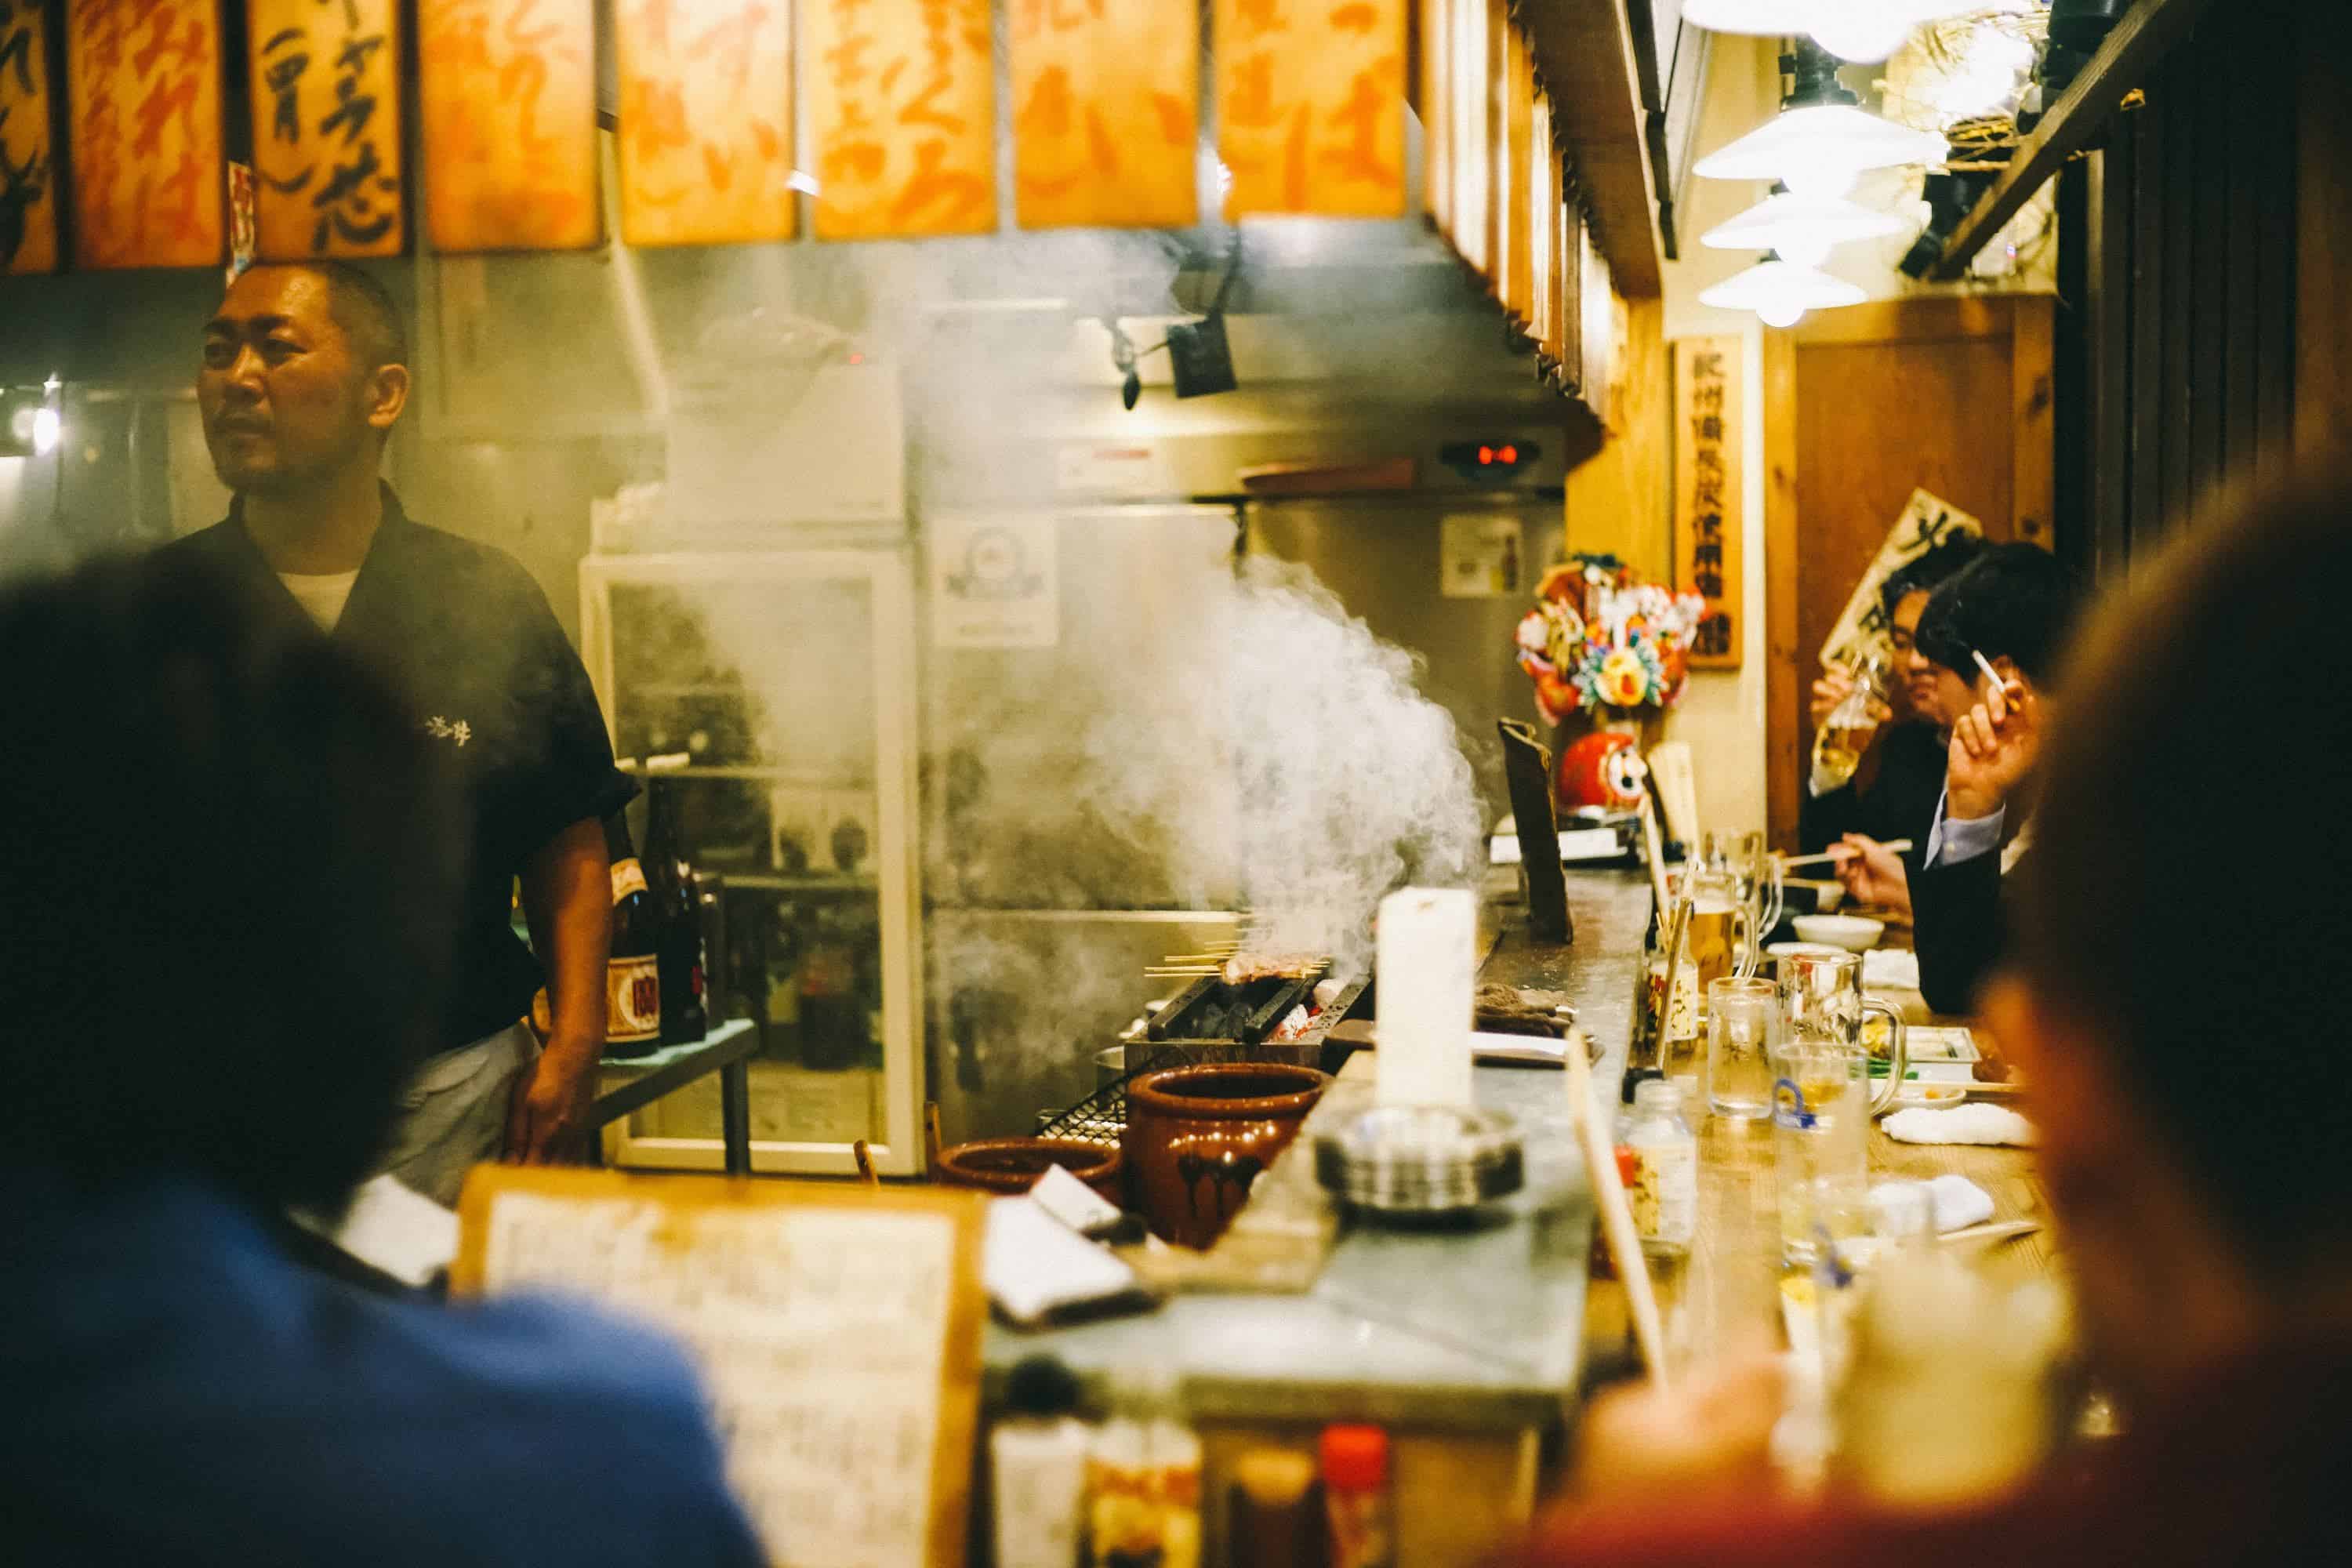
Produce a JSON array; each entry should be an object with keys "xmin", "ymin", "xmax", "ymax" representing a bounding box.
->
[
  {"xmin": 1672, "ymin": 336, "xmax": 1741, "ymax": 667},
  {"xmin": 1417, "ymin": 0, "xmax": 1450, "ymax": 239},
  {"xmin": 616, "ymin": 0, "xmax": 796, "ymax": 247},
  {"xmin": 459, "ymin": 1171, "xmax": 983, "ymax": 1568},
  {"xmin": 245, "ymin": 0, "xmax": 403, "ymax": 259},
  {"xmin": 66, "ymin": 0, "xmax": 223, "ymax": 270},
  {"xmin": 1216, "ymin": 0, "xmax": 1404, "ymax": 220},
  {"xmin": 417, "ymin": 0, "xmax": 597, "ymax": 252},
  {"xmin": 802, "ymin": 0, "xmax": 995, "ymax": 241},
  {"xmin": 1, "ymin": 0, "xmax": 58, "ymax": 273},
  {"xmin": 1011, "ymin": 0, "xmax": 1198, "ymax": 230}
]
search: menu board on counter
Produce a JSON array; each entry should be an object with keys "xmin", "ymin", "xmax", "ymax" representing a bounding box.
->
[{"xmin": 455, "ymin": 1167, "xmax": 985, "ymax": 1568}]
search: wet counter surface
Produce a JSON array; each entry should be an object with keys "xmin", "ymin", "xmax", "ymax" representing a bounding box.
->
[{"xmin": 980, "ymin": 867, "xmax": 1653, "ymax": 1430}]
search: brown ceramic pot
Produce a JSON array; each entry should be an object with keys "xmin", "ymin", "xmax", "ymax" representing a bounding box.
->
[
  {"xmin": 1121, "ymin": 1063, "xmax": 1330, "ymax": 1250},
  {"xmin": 934, "ymin": 1138, "xmax": 1123, "ymax": 1203}
]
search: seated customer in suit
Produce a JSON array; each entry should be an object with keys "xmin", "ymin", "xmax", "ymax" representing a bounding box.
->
[
  {"xmin": 1502, "ymin": 469, "xmax": 2352, "ymax": 1568},
  {"xmin": 1799, "ymin": 535, "xmax": 1984, "ymax": 855},
  {"xmin": 0, "ymin": 560, "xmax": 764, "ymax": 1567}
]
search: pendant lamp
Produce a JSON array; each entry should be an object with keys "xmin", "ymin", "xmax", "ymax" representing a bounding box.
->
[
  {"xmin": 1685, "ymin": 1, "xmax": 1979, "ymax": 63},
  {"xmin": 1694, "ymin": 39, "xmax": 1946, "ymax": 195},
  {"xmin": 1700, "ymin": 189, "xmax": 1907, "ymax": 269},
  {"xmin": 1699, "ymin": 255, "xmax": 1868, "ymax": 330}
]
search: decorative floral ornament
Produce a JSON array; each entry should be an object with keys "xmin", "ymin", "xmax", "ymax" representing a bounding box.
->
[{"xmin": 1514, "ymin": 555, "xmax": 1708, "ymax": 720}]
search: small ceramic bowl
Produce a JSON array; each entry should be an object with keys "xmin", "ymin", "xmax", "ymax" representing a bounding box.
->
[
  {"xmin": 1766, "ymin": 939, "xmax": 1850, "ymax": 963},
  {"xmin": 1791, "ymin": 913, "xmax": 1886, "ymax": 952}
]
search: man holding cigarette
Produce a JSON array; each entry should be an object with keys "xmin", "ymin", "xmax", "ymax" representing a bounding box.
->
[{"xmin": 1849, "ymin": 545, "xmax": 2085, "ymax": 1013}]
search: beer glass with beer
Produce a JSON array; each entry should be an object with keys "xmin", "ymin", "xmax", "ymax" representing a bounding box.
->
[
  {"xmin": 1683, "ymin": 864, "xmax": 1755, "ymax": 1021},
  {"xmin": 1811, "ymin": 653, "xmax": 1891, "ymax": 792},
  {"xmin": 1777, "ymin": 949, "xmax": 1908, "ymax": 1115}
]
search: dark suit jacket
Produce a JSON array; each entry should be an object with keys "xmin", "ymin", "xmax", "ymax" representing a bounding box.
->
[
  {"xmin": 1910, "ymin": 839, "xmax": 2011, "ymax": 1015},
  {"xmin": 1798, "ymin": 721, "xmax": 1948, "ymax": 855}
]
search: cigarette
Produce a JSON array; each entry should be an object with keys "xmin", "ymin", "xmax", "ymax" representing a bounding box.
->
[{"xmin": 1969, "ymin": 649, "xmax": 2016, "ymax": 694}]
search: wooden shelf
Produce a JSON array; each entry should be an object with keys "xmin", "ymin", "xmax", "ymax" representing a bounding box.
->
[{"xmin": 1932, "ymin": 0, "xmax": 2221, "ymax": 281}]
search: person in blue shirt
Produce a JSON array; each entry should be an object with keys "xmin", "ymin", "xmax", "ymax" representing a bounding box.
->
[{"xmin": 0, "ymin": 558, "xmax": 764, "ymax": 1567}]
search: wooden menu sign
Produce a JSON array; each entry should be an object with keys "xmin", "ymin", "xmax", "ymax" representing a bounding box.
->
[
  {"xmin": 1, "ymin": 0, "xmax": 60, "ymax": 273},
  {"xmin": 616, "ymin": 0, "xmax": 797, "ymax": 248},
  {"xmin": 417, "ymin": 0, "xmax": 598, "ymax": 252},
  {"xmin": 245, "ymin": 0, "xmax": 405, "ymax": 259},
  {"xmin": 1672, "ymin": 336, "xmax": 1742, "ymax": 667},
  {"xmin": 802, "ymin": 0, "xmax": 996, "ymax": 241},
  {"xmin": 456, "ymin": 1167, "xmax": 985, "ymax": 1568},
  {"xmin": 65, "ymin": 0, "xmax": 225, "ymax": 270},
  {"xmin": 1215, "ymin": 0, "xmax": 1406, "ymax": 220},
  {"xmin": 1011, "ymin": 0, "xmax": 1198, "ymax": 230}
]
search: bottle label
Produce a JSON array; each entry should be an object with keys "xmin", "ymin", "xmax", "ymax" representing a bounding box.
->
[
  {"xmin": 608, "ymin": 953, "xmax": 661, "ymax": 1044},
  {"xmin": 1629, "ymin": 1138, "xmax": 1697, "ymax": 1247},
  {"xmin": 610, "ymin": 856, "xmax": 648, "ymax": 904}
]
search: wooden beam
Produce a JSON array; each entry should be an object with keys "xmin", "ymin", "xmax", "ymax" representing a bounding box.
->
[
  {"xmin": 1932, "ymin": 0, "xmax": 2221, "ymax": 281},
  {"xmin": 1527, "ymin": 0, "xmax": 1667, "ymax": 298},
  {"xmin": 1762, "ymin": 330, "xmax": 1800, "ymax": 852}
]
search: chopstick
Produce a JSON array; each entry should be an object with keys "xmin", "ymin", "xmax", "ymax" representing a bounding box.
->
[
  {"xmin": 1563, "ymin": 1026, "xmax": 1671, "ymax": 1388},
  {"xmin": 1778, "ymin": 838, "xmax": 1912, "ymax": 870}
]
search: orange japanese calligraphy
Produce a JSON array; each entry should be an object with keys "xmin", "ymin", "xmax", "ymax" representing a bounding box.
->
[
  {"xmin": 618, "ymin": 0, "xmax": 796, "ymax": 245},
  {"xmin": 1418, "ymin": 0, "xmax": 1450, "ymax": 239},
  {"xmin": 1674, "ymin": 336, "xmax": 1744, "ymax": 668},
  {"xmin": 418, "ymin": 0, "xmax": 597, "ymax": 252},
  {"xmin": 802, "ymin": 0, "xmax": 994, "ymax": 241},
  {"xmin": 1528, "ymin": 90, "xmax": 1552, "ymax": 353},
  {"xmin": 66, "ymin": 0, "xmax": 224, "ymax": 270},
  {"xmin": 1446, "ymin": 0, "xmax": 1486, "ymax": 274},
  {"xmin": 1216, "ymin": 0, "xmax": 1403, "ymax": 220},
  {"xmin": 1, "ymin": 0, "xmax": 58, "ymax": 273},
  {"xmin": 1011, "ymin": 0, "xmax": 1198, "ymax": 230},
  {"xmin": 246, "ymin": 0, "xmax": 403, "ymax": 260}
]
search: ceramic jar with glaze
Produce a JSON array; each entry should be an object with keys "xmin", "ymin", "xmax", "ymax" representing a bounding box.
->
[
  {"xmin": 1121, "ymin": 1063, "xmax": 1330, "ymax": 1249},
  {"xmin": 934, "ymin": 1138, "xmax": 1123, "ymax": 1203}
]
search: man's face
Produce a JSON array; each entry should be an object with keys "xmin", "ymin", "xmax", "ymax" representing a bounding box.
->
[
  {"xmin": 198, "ymin": 268, "xmax": 384, "ymax": 495},
  {"xmin": 1896, "ymin": 592, "xmax": 1975, "ymax": 730}
]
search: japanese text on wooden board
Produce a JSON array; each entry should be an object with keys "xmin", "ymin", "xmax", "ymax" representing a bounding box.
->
[
  {"xmin": 1011, "ymin": 0, "xmax": 1198, "ymax": 229},
  {"xmin": 1216, "ymin": 0, "xmax": 1404, "ymax": 220},
  {"xmin": 247, "ymin": 0, "xmax": 402, "ymax": 259},
  {"xmin": 1, "ymin": 0, "xmax": 58, "ymax": 272},
  {"xmin": 616, "ymin": 0, "xmax": 795, "ymax": 247},
  {"xmin": 417, "ymin": 0, "xmax": 597, "ymax": 252},
  {"xmin": 67, "ymin": 0, "xmax": 223, "ymax": 270},
  {"xmin": 801, "ymin": 0, "xmax": 994, "ymax": 241},
  {"xmin": 1674, "ymin": 336, "xmax": 1743, "ymax": 668}
]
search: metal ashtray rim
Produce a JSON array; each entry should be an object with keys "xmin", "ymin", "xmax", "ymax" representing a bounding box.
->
[{"xmin": 1313, "ymin": 1105, "xmax": 1527, "ymax": 1214}]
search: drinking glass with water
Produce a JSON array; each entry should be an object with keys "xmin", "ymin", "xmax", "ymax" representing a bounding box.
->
[
  {"xmin": 1705, "ymin": 976, "xmax": 1780, "ymax": 1120},
  {"xmin": 1773, "ymin": 1033, "xmax": 1872, "ymax": 1265}
]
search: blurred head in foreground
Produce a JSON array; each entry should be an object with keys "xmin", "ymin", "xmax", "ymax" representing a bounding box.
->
[
  {"xmin": 1994, "ymin": 472, "xmax": 2352, "ymax": 1399},
  {"xmin": 1, "ymin": 558, "xmax": 455, "ymax": 1210}
]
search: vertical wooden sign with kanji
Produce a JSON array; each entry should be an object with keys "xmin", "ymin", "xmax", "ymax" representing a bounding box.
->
[
  {"xmin": 247, "ymin": 0, "xmax": 404, "ymax": 260},
  {"xmin": 1010, "ymin": 0, "xmax": 1198, "ymax": 230},
  {"xmin": 417, "ymin": 0, "xmax": 597, "ymax": 252},
  {"xmin": 66, "ymin": 0, "xmax": 225, "ymax": 270},
  {"xmin": 802, "ymin": 0, "xmax": 996, "ymax": 241},
  {"xmin": 1673, "ymin": 336, "xmax": 1743, "ymax": 668},
  {"xmin": 1417, "ymin": 0, "xmax": 1449, "ymax": 239},
  {"xmin": 616, "ymin": 0, "xmax": 797, "ymax": 247},
  {"xmin": 1215, "ymin": 0, "xmax": 1405, "ymax": 220},
  {"xmin": 1, "ymin": 0, "xmax": 60, "ymax": 273}
]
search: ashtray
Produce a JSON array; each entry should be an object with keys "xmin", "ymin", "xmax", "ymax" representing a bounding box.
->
[{"xmin": 1313, "ymin": 1105, "xmax": 1525, "ymax": 1217}]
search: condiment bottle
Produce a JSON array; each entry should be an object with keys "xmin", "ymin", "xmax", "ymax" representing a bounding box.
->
[
  {"xmin": 1320, "ymin": 1424, "xmax": 1395, "ymax": 1568},
  {"xmin": 1087, "ymin": 1368, "xmax": 1200, "ymax": 1568},
  {"xmin": 1228, "ymin": 1448, "xmax": 1317, "ymax": 1568},
  {"xmin": 990, "ymin": 1356, "xmax": 1090, "ymax": 1568},
  {"xmin": 1623, "ymin": 1078, "xmax": 1697, "ymax": 1258}
]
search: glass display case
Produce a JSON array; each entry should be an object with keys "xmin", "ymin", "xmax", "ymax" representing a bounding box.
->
[{"xmin": 578, "ymin": 550, "xmax": 923, "ymax": 1174}]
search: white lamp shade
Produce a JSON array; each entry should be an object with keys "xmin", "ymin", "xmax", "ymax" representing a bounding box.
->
[
  {"xmin": 1699, "ymin": 258, "xmax": 1869, "ymax": 321},
  {"xmin": 1694, "ymin": 103, "xmax": 1946, "ymax": 185},
  {"xmin": 1700, "ymin": 191, "xmax": 1907, "ymax": 263},
  {"xmin": 1686, "ymin": 1, "xmax": 1980, "ymax": 57},
  {"xmin": 1683, "ymin": 0, "xmax": 1832, "ymax": 33}
]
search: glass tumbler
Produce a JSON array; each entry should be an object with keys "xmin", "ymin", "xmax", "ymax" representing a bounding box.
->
[
  {"xmin": 1773, "ymin": 1033, "xmax": 1873, "ymax": 1265},
  {"xmin": 1777, "ymin": 949, "xmax": 1908, "ymax": 1115},
  {"xmin": 1705, "ymin": 976, "xmax": 1780, "ymax": 1121}
]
